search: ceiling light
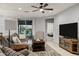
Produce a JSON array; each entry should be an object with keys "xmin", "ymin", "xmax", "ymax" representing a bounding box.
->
[
  {"xmin": 40, "ymin": 9, "xmax": 44, "ymax": 11},
  {"xmin": 18, "ymin": 8, "xmax": 22, "ymax": 10},
  {"xmin": 49, "ymin": 11, "xmax": 52, "ymax": 13}
]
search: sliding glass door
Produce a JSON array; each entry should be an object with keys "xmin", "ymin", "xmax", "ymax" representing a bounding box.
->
[{"xmin": 18, "ymin": 20, "xmax": 32, "ymax": 36}]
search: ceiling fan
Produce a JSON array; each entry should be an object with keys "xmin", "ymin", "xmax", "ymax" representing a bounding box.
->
[{"xmin": 24, "ymin": 3, "xmax": 53, "ymax": 13}]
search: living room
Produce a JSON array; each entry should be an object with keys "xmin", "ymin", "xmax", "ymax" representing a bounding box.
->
[{"xmin": 0, "ymin": 3, "xmax": 79, "ymax": 56}]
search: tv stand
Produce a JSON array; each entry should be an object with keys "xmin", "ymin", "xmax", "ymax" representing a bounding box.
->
[{"xmin": 59, "ymin": 37, "xmax": 79, "ymax": 54}]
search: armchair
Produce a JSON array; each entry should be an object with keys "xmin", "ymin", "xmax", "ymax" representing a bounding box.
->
[{"xmin": 34, "ymin": 31, "xmax": 44, "ymax": 41}]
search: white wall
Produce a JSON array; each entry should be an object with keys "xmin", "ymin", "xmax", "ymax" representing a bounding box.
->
[
  {"xmin": 53, "ymin": 4, "xmax": 79, "ymax": 44},
  {"xmin": 34, "ymin": 18, "xmax": 46, "ymax": 36},
  {"xmin": 0, "ymin": 17, "xmax": 5, "ymax": 35}
]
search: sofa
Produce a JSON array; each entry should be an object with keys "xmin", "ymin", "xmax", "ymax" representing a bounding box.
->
[
  {"xmin": 0, "ymin": 45, "xmax": 37, "ymax": 56},
  {"xmin": 0, "ymin": 34, "xmax": 37, "ymax": 56}
]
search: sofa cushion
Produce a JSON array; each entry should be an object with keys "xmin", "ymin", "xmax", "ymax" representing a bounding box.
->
[
  {"xmin": 19, "ymin": 49, "xmax": 29, "ymax": 56},
  {"xmin": 1, "ymin": 47, "xmax": 24, "ymax": 56},
  {"xmin": 0, "ymin": 53, "xmax": 5, "ymax": 56}
]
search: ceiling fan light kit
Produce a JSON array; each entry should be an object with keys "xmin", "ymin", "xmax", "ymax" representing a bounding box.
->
[
  {"xmin": 40, "ymin": 9, "xmax": 44, "ymax": 11},
  {"xmin": 32, "ymin": 3, "xmax": 53, "ymax": 13},
  {"xmin": 24, "ymin": 3, "xmax": 53, "ymax": 13},
  {"xmin": 18, "ymin": 8, "xmax": 22, "ymax": 10}
]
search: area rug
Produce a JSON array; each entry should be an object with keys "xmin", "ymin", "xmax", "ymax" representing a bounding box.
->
[{"xmin": 32, "ymin": 45, "xmax": 61, "ymax": 56}]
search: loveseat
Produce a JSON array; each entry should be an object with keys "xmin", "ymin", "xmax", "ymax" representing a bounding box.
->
[{"xmin": 0, "ymin": 45, "xmax": 37, "ymax": 56}]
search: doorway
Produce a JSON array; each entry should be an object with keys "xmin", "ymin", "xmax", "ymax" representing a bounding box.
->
[{"xmin": 46, "ymin": 18, "xmax": 54, "ymax": 40}]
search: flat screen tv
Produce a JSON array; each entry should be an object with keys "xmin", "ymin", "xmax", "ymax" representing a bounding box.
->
[{"xmin": 59, "ymin": 23, "xmax": 78, "ymax": 39}]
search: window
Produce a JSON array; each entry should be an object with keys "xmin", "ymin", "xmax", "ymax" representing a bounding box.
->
[
  {"xmin": 47, "ymin": 23, "xmax": 53, "ymax": 34},
  {"xmin": 18, "ymin": 20, "xmax": 32, "ymax": 36}
]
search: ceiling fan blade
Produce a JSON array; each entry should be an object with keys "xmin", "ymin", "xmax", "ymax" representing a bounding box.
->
[
  {"xmin": 44, "ymin": 3, "xmax": 48, "ymax": 7},
  {"xmin": 32, "ymin": 10, "xmax": 38, "ymax": 12},
  {"xmin": 31, "ymin": 6, "xmax": 38, "ymax": 8},
  {"xmin": 44, "ymin": 8, "xmax": 53, "ymax": 10},
  {"xmin": 24, "ymin": 11, "xmax": 29, "ymax": 12}
]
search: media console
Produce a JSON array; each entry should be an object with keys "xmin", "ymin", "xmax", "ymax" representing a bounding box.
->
[{"xmin": 59, "ymin": 36, "xmax": 79, "ymax": 54}]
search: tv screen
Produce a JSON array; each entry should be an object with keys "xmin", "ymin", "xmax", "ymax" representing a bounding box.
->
[{"xmin": 59, "ymin": 23, "xmax": 78, "ymax": 39}]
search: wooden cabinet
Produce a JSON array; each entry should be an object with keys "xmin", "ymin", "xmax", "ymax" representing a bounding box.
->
[{"xmin": 59, "ymin": 37, "xmax": 78, "ymax": 54}]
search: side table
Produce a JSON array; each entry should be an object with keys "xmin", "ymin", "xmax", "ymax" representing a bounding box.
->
[{"xmin": 32, "ymin": 40, "xmax": 45, "ymax": 52}]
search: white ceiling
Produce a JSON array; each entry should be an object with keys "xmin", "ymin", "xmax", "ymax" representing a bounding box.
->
[{"xmin": 0, "ymin": 3, "xmax": 76, "ymax": 19}]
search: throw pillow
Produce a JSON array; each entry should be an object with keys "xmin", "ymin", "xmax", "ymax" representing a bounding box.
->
[
  {"xmin": 19, "ymin": 34, "xmax": 26, "ymax": 39},
  {"xmin": 12, "ymin": 37, "xmax": 22, "ymax": 44}
]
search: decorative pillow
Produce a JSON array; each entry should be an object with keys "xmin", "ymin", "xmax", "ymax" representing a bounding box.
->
[
  {"xmin": 1, "ymin": 47, "xmax": 24, "ymax": 56},
  {"xmin": 19, "ymin": 34, "xmax": 26, "ymax": 39},
  {"xmin": 12, "ymin": 37, "xmax": 22, "ymax": 44}
]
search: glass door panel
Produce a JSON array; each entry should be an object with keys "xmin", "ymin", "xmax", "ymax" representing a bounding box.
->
[
  {"xmin": 25, "ymin": 25, "xmax": 32, "ymax": 36},
  {"xmin": 19, "ymin": 25, "xmax": 26, "ymax": 35},
  {"xmin": 18, "ymin": 20, "xmax": 32, "ymax": 36}
]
